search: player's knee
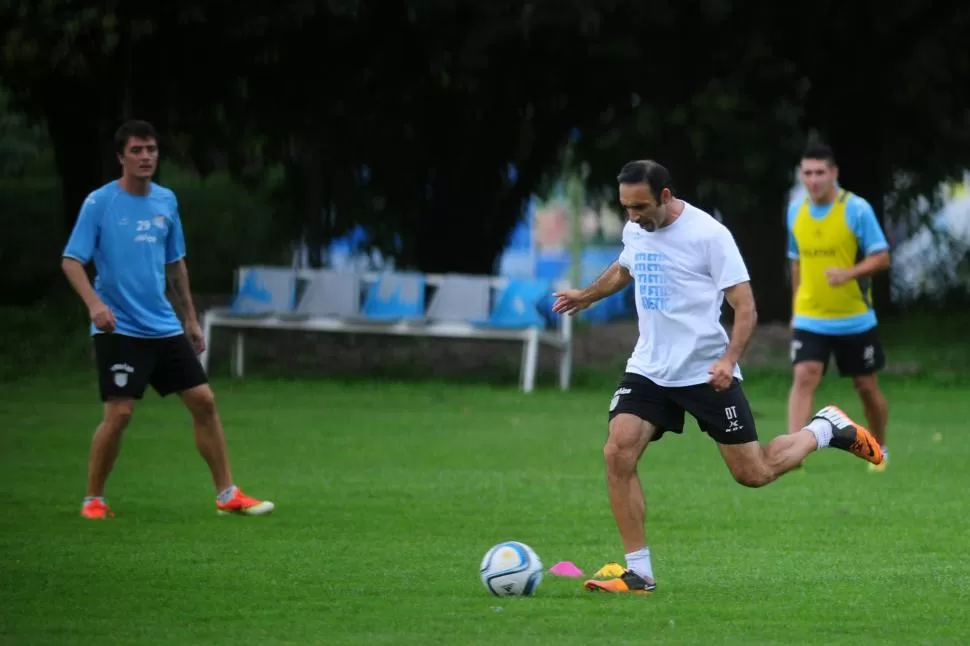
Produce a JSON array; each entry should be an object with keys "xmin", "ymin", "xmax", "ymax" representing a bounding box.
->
[
  {"xmin": 732, "ymin": 468, "xmax": 771, "ymax": 488},
  {"xmin": 603, "ymin": 437, "xmax": 627, "ymax": 471},
  {"xmin": 184, "ymin": 385, "xmax": 217, "ymax": 420},
  {"xmin": 103, "ymin": 400, "xmax": 134, "ymax": 430},
  {"xmin": 604, "ymin": 423, "xmax": 639, "ymax": 474},
  {"xmin": 793, "ymin": 364, "xmax": 822, "ymax": 391},
  {"xmin": 728, "ymin": 460, "xmax": 773, "ymax": 488},
  {"xmin": 852, "ymin": 376, "xmax": 879, "ymax": 399}
]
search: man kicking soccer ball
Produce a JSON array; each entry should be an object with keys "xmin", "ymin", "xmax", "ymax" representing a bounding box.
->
[
  {"xmin": 61, "ymin": 119, "xmax": 274, "ymax": 519},
  {"xmin": 552, "ymin": 159, "xmax": 882, "ymax": 594}
]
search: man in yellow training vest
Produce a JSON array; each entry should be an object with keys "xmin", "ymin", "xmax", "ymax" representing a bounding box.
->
[{"xmin": 787, "ymin": 144, "xmax": 891, "ymax": 472}]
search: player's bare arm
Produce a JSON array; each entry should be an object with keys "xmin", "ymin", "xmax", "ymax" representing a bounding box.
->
[
  {"xmin": 723, "ymin": 281, "xmax": 758, "ymax": 365},
  {"xmin": 706, "ymin": 282, "xmax": 756, "ymax": 389},
  {"xmin": 61, "ymin": 257, "xmax": 116, "ymax": 332},
  {"xmin": 825, "ymin": 250, "xmax": 890, "ymax": 286},
  {"xmin": 708, "ymin": 281, "xmax": 757, "ymax": 390},
  {"xmin": 165, "ymin": 259, "xmax": 204, "ymax": 352},
  {"xmin": 552, "ymin": 261, "xmax": 633, "ymax": 315},
  {"xmin": 165, "ymin": 259, "xmax": 199, "ymax": 324},
  {"xmin": 789, "ymin": 260, "xmax": 800, "ymax": 325}
]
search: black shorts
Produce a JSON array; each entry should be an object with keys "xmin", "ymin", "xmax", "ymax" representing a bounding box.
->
[
  {"xmin": 607, "ymin": 373, "xmax": 758, "ymax": 445},
  {"xmin": 93, "ymin": 333, "xmax": 208, "ymax": 401},
  {"xmin": 791, "ymin": 328, "xmax": 885, "ymax": 376}
]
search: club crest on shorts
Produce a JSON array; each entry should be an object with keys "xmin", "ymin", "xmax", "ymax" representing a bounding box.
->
[
  {"xmin": 610, "ymin": 387, "xmax": 631, "ymax": 412},
  {"xmin": 110, "ymin": 362, "xmax": 134, "ymax": 388}
]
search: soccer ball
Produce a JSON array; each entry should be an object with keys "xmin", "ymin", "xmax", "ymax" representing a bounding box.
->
[{"xmin": 479, "ymin": 540, "xmax": 544, "ymax": 596}]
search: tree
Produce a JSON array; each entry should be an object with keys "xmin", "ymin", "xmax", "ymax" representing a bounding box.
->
[
  {"xmin": 229, "ymin": 1, "xmax": 649, "ymax": 273},
  {"xmin": 790, "ymin": 0, "xmax": 970, "ymax": 313},
  {"xmin": 0, "ymin": 84, "xmax": 49, "ymax": 177},
  {"xmin": 1, "ymin": 1, "xmax": 130, "ymax": 229},
  {"xmin": 4, "ymin": 0, "xmax": 969, "ymax": 311},
  {"xmin": 573, "ymin": 0, "xmax": 807, "ymax": 321},
  {"xmin": 0, "ymin": 1, "xmax": 303, "ymax": 228}
]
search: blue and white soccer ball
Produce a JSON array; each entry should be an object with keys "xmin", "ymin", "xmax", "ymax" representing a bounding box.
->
[{"xmin": 479, "ymin": 540, "xmax": 544, "ymax": 596}]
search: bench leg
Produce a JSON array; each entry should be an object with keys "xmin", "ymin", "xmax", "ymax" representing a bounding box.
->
[
  {"xmin": 520, "ymin": 327, "xmax": 539, "ymax": 393},
  {"xmin": 558, "ymin": 339, "xmax": 572, "ymax": 391},
  {"xmin": 231, "ymin": 331, "xmax": 245, "ymax": 378},
  {"xmin": 557, "ymin": 309, "xmax": 573, "ymax": 390}
]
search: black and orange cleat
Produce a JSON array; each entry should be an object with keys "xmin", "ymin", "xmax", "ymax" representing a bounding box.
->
[
  {"xmin": 584, "ymin": 569, "xmax": 656, "ymax": 595},
  {"xmin": 813, "ymin": 405, "xmax": 883, "ymax": 466}
]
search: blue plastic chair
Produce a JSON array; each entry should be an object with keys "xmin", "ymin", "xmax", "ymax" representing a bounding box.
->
[
  {"xmin": 359, "ymin": 272, "xmax": 426, "ymax": 321},
  {"xmin": 229, "ymin": 267, "xmax": 296, "ymax": 316},
  {"xmin": 475, "ymin": 278, "xmax": 549, "ymax": 328}
]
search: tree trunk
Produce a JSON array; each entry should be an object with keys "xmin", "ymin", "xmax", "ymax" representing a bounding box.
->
[
  {"xmin": 302, "ymin": 153, "xmax": 325, "ymax": 268},
  {"xmin": 285, "ymin": 148, "xmax": 326, "ymax": 268},
  {"xmin": 45, "ymin": 82, "xmax": 108, "ymax": 234},
  {"xmin": 718, "ymin": 188, "xmax": 792, "ymax": 324},
  {"xmin": 414, "ymin": 170, "xmax": 512, "ymax": 275}
]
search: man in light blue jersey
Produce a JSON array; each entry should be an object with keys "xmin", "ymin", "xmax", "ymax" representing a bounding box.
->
[
  {"xmin": 62, "ymin": 120, "xmax": 275, "ymax": 518},
  {"xmin": 786, "ymin": 144, "xmax": 892, "ymax": 471}
]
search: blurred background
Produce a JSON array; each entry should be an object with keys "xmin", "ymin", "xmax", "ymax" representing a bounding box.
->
[{"xmin": 2, "ymin": 0, "xmax": 970, "ymax": 384}]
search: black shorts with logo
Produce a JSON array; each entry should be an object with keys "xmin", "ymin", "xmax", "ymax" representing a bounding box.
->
[
  {"xmin": 607, "ymin": 372, "xmax": 758, "ymax": 445},
  {"xmin": 93, "ymin": 333, "xmax": 208, "ymax": 401},
  {"xmin": 790, "ymin": 328, "xmax": 885, "ymax": 376}
]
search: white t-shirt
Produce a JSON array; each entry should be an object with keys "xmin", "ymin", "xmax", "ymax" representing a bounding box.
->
[{"xmin": 617, "ymin": 201, "xmax": 751, "ymax": 387}]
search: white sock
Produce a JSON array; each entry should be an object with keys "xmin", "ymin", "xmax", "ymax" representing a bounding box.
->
[
  {"xmin": 625, "ymin": 547, "xmax": 653, "ymax": 581},
  {"xmin": 217, "ymin": 485, "xmax": 237, "ymax": 504},
  {"xmin": 83, "ymin": 496, "xmax": 104, "ymax": 504},
  {"xmin": 805, "ymin": 418, "xmax": 833, "ymax": 449}
]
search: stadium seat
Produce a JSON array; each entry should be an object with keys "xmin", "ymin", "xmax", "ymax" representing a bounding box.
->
[
  {"xmin": 201, "ymin": 266, "xmax": 572, "ymax": 393},
  {"xmin": 424, "ymin": 274, "xmax": 491, "ymax": 323},
  {"xmin": 281, "ymin": 269, "xmax": 361, "ymax": 320},
  {"xmin": 228, "ymin": 266, "xmax": 296, "ymax": 317},
  {"xmin": 475, "ymin": 278, "xmax": 549, "ymax": 329},
  {"xmin": 357, "ymin": 272, "xmax": 426, "ymax": 322}
]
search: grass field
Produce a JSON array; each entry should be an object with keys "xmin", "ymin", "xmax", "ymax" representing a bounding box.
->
[{"xmin": 2, "ymin": 371, "xmax": 969, "ymax": 645}]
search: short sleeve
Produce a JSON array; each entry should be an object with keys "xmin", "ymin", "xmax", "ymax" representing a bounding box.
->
[
  {"xmin": 618, "ymin": 224, "xmax": 636, "ymax": 270},
  {"xmin": 165, "ymin": 195, "xmax": 186, "ymax": 264},
  {"xmin": 618, "ymin": 245, "xmax": 635, "ymax": 271},
  {"xmin": 786, "ymin": 202, "xmax": 800, "ymax": 261},
  {"xmin": 709, "ymin": 225, "xmax": 751, "ymax": 290},
  {"xmin": 63, "ymin": 192, "xmax": 102, "ymax": 264},
  {"xmin": 849, "ymin": 197, "xmax": 889, "ymax": 255}
]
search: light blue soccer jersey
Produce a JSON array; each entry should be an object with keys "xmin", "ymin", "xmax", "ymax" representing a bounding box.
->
[
  {"xmin": 786, "ymin": 192, "xmax": 889, "ymax": 335},
  {"xmin": 63, "ymin": 180, "xmax": 187, "ymax": 338}
]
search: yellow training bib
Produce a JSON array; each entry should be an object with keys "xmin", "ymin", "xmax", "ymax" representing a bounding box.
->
[{"xmin": 792, "ymin": 190, "xmax": 872, "ymax": 319}]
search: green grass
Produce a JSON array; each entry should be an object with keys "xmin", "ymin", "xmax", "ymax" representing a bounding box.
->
[{"xmin": 2, "ymin": 373, "xmax": 969, "ymax": 645}]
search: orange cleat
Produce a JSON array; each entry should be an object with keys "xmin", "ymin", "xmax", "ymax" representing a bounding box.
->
[
  {"xmin": 216, "ymin": 488, "xmax": 275, "ymax": 516},
  {"xmin": 584, "ymin": 569, "xmax": 656, "ymax": 594},
  {"xmin": 813, "ymin": 405, "xmax": 883, "ymax": 466},
  {"xmin": 81, "ymin": 498, "xmax": 113, "ymax": 519}
]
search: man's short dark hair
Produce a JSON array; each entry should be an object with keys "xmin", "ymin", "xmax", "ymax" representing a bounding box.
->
[
  {"xmin": 802, "ymin": 143, "xmax": 836, "ymax": 166},
  {"xmin": 114, "ymin": 120, "xmax": 158, "ymax": 154},
  {"xmin": 616, "ymin": 160, "xmax": 673, "ymax": 200}
]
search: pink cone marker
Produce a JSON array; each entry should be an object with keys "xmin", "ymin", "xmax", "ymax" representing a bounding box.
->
[{"xmin": 549, "ymin": 561, "xmax": 584, "ymax": 577}]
